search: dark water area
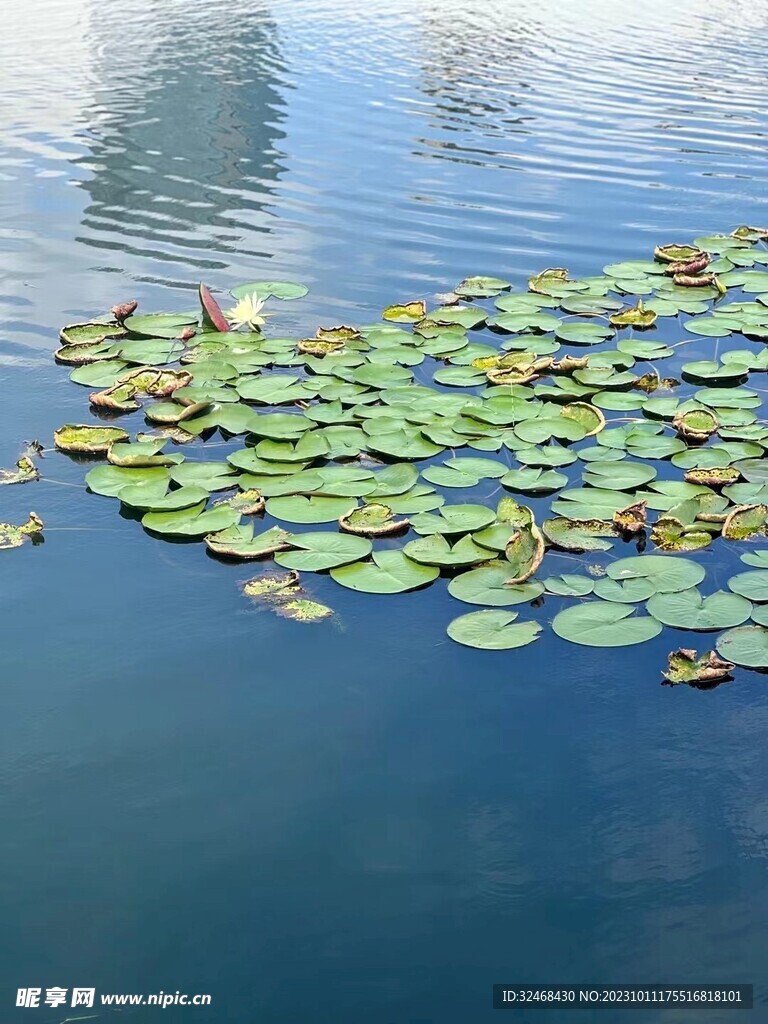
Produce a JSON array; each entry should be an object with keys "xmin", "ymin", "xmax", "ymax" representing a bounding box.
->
[{"xmin": 2, "ymin": 1, "xmax": 768, "ymax": 1021}]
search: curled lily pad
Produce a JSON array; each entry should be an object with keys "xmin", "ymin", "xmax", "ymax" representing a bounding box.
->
[
  {"xmin": 684, "ymin": 467, "xmax": 740, "ymax": 488},
  {"xmin": 663, "ymin": 649, "xmax": 734, "ymax": 685},
  {"xmin": 552, "ymin": 601, "xmax": 662, "ymax": 647},
  {"xmin": 447, "ymin": 610, "xmax": 542, "ymax": 650},
  {"xmin": 213, "ymin": 489, "xmax": 265, "ymax": 515},
  {"xmin": 59, "ymin": 321, "xmax": 126, "ymax": 346},
  {"xmin": 542, "ymin": 517, "xmax": 616, "ymax": 552},
  {"xmin": 0, "ymin": 512, "xmax": 43, "ymax": 550},
  {"xmin": 716, "ymin": 626, "xmax": 768, "ymax": 668},
  {"xmin": 609, "ymin": 300, "xmax": 657, "ymax": 328},
  {"xmin": 382, "ymin": 301, "xmax": 426, "ymax": 323},
  {"xmin": 651, "ymin": 516, "xmax": 712, "ymax": 552},
  {"xmin": 560, "ymin": 402, "xmax": 605, "ymax": 437},
  {"xmin": 242, "ymin": 570, "xmax": 300, "ymax": 600},
  {"xmin": 613, "ymin": 500, "xmax": 647, "ymax": 535},
  {"xmin": 274, "ymin": 532, "xmax": 371, "ymax": 571},
  {"xmin": 276, "ymin": 598, "xmax": 334, "ymax": 622},
  {"xmin": 90, "ymin": 382, "xmax": 140, "ymax": 413},
  {"xmin": 297, "ymin": 338, "xmax": 345, "ymax": 356},
  {"xmin": 54, "ymin": 424, "xmax": 129, "ymax": 454},
  {"xmin": 655, "ymin": 243, "xmax": 706, "ymax": 264},
  {"xmin": 339, "ymin": 503, "xmax": 409, "ymax": 536},
  {"xmin": 673, "ymin": 408, "xmax": 719, "ymax": 444},
  {"xmin": 528, "ymin": 267, "xmax": 578, "ymax": 295},
  {"xmin": 107, "ymin": 438, "xmax": 183, "ymax": 469},
  {"xmin": 0, "ymin": 457, "xmax": 38, "ymax": 485},
  {"xmin": 205, "ymin": 523, "xmax": 293, "ymax": 558},
  {"xmin": 722, "ymin": 504, "xmax": 768, "ymax": 540},
  {"xmin": 505, "ymin": 524, "xmax": 545, "ymax": 583},
  {"xmin": 330, "ymin": 550, "xmax": 438, "ymax": 593}
]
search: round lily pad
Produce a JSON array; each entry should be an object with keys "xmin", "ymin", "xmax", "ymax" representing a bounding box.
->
[
  {"xmin": 552, "ymin": 602, "xmax": 662, "ymax": 647},
  {"xmin": 446, "ymin": 610, "xmax": 542, "ymax": 650},
  {"xmin": 330, "ymin": 550, "xmax": 438, "ymax": 593}
]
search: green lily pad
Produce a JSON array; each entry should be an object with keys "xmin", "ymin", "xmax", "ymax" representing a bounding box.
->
[
  {"xmin": 607, "ymin": 554, "xmax": 705, "ymax": 593},
  {"xmin": 330, "ymin": 550, "xmax": 438, "ymax": 593},
  {"xmin": 205, "ymin": 523, "xmax": 293, "ymax": 558},
  {"xmin": 405, "ymin": 533, "xmax": 491, "ymax": 568},
  {"xmin": 716, "ymin": 626, "xmax": 768, "ymax": 668},
  {"xmin": 410, "ymin": 504, "xmax": 496, "ymax": 536},
  {"xmin": 446, "ymin": 610, "xmax": 542, "ymax": 650},
  {"xmin": 552, "ymin": 601, "xmax": 662, "ymax": 647},
  {"xmin": 542, "ymin": 517, "xmax": 616, "ymax": 552},
  {"xmin": 728, "ymin": 571, "xmax": 768, "ymax": 603},
  {"xmin": 543, "ymin": 574, "xmax": 595, "ymax": 597},
  {"xmin": 274, "ymin": 532, "xmax": 372, "ymax": 571},
  {"xmin": 647, "ymin": 589, "xmax": 752, "ymax": 630},
  {"xmin": 142, "ymin": 502, "xmax": 240, "ymax": 536},
  {"xmin": 447, "ymin": 563, "xmax": 544, "ymax": 606},
  {"xmin": 266, "ymin": 495, "xmax": 358, "ymax": 524}
]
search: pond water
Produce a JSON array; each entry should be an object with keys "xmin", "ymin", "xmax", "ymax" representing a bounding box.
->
[{"xmin": 2, "ymin": 0, "xmax": 768, "ymax": 1021}]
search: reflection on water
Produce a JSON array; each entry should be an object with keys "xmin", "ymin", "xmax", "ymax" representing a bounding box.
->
[{"xmin": 2, "ymin": 1, "xmax": 768, "ymax": 1022}]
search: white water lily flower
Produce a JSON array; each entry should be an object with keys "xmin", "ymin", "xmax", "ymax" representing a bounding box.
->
[{"xmin": 226, "ymin": 293, "xmax": 273, "ymax": 331}]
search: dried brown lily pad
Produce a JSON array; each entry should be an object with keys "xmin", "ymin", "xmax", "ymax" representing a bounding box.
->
[
  {"xmin": 673, "ymin": 408, "xmax": 718, "ymax": 443},
  {"xmin": 505, "ymin": 523, "xmax": 544, "ymax": 583},
  {"xmin": 651, "ymin": 515, "xmax": 712, "ymax": 552},
  {"xmin": 560, "ymin": 401, "xmax": 605, "ymax": 437},
  {"xmin": 0, "ymin": 456, "xmax": 39, "ymax": 485},
  {"xmin": 382, "ymin": 300, "xmax": 426, "ymax": 323},
  {"xmin": 315, "ymin": 325, "xmax": 361, "ymax": 342},
  {"xmin": 663, "ymin": 648, "xmax": 734, "ymax": 686},
  {"xmin": 551, "ymin": 354, "xmax": 589, "ymax": 373},
  {"xmin": 613, "ymin": 500, "xmax": 647, "ymax": 535},
  {"xmin": 58, "ymin": 321, "xmax": 126, "ymax": 347},
  {"xmin": 53, "ymin": 424, "xmax": 129, "ymax": 454},
  {"xmin": 213, "ymin": 489, "xmax": 265, "ymax": 515},
  {"xmin": 654, "ymin": 243, "xmax": 706, "ymax": 264},
  {"xmin": 120, "ymin": 366, "xmax": 193, "ymax": 396},
  {"xmin": 528, "ymin": 267, "xmax": 570, "ymax": 294},
  {"xmin": 683, "ymin": 466, "xmax": 740, "ymax": 488},
  {"xmin": 721, "ymin": 504, "xmax": 768, "ymax": 541},
  {"xmin": 664, "ymin": 254, "xmax": 710, "ymax": 277},
  {"xmin": 111, "ymin": 299, "xmax": 138, "ymax": 323},
  {"xmin": 339, "ymin": 503, "xmax": 409, "ymax": 537},
  {"xmin": 297, "ymin": 338, "xmax": 345, "ymax": 356},
  {"xmin": 674, "ymin": 272, "xmax": 717, "ymax": 288},
  {"xmin": 542, "ymin": 517, "xmax": 616, "ymax": 552},
  {"xmin": 89, "ymin": 383, "xmax": 140, "ymax": 413},
  {"xmin": 609, "ymin": 299, "xmax": 657, "ymax": 328},
  {"xmin": 242, "ymin": 570, "xmax": 300, "ymax": 600},
  {"xmin": 0, "ymin": 512, "xmax": 43, "ymax": 550},
  {"xmin": 54, "ymin": 340, "xmax": 116, "ymax": 365}
]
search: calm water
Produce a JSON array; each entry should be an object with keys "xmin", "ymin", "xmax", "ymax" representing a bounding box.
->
[{"xmin": 2, "ymin": 1, "xmax": 768, "ymax": 1021}]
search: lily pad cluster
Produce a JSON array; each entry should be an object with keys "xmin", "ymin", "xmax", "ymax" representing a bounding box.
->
[{"xmin": 47, "ymin": 230, "xmax": 768, "ymax": 673}]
